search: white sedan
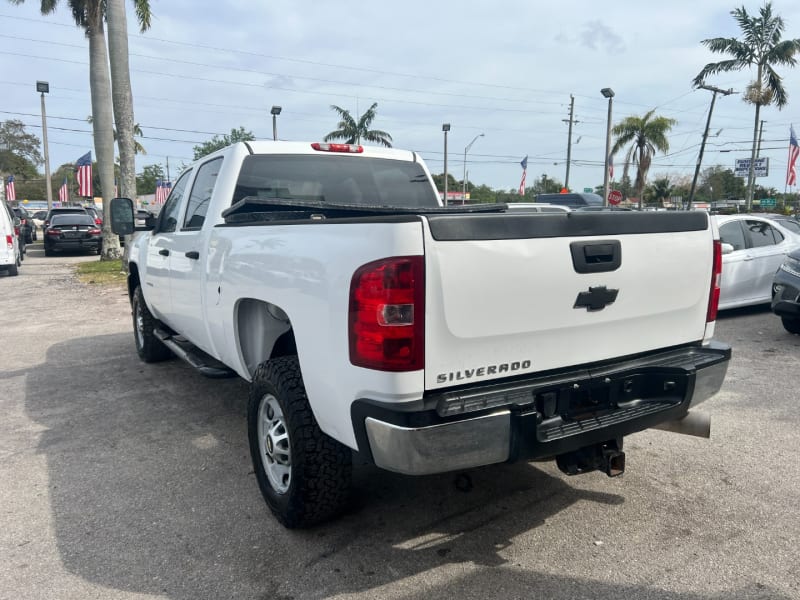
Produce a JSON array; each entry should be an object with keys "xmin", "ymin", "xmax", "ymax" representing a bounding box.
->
[{"xmin": 713, "ymin": 214, "xmax": 800, "ymax": 310}]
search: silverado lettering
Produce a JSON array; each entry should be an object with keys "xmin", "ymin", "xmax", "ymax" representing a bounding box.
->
[{"xmin": 437, "ymin": 359, "xmax": 533, "ymax": 383}]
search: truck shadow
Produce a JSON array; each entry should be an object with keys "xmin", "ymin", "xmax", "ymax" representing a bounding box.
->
[{"xmin": 21, "ymin": 333, "xmax": 789, "ymax": 600}]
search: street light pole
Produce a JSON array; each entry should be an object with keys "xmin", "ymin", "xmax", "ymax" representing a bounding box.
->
[
  {"xmin": 601, "ymin": 87, "xmax": 615, "ymax": 208},
  {"xmin": 462, "ymin": 133, "xmax": 484, "ymax": 202},
  {"xmin": 442, "ymin": 124, "xmax": 450, "ymax": 206},
  {"xmin": 37, "ymin": 81, "xmax": 53, "ymax": 210},
  {"xmin": 270, "ymin": 105, "xmax": 282, "ymax": 141}
]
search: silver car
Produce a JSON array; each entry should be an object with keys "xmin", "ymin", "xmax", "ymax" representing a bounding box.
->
[{"xmin": 714, "ymin": 214, "xmax": 800, "ymax": 310}]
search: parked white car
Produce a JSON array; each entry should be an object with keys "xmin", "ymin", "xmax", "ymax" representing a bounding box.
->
[
  {"xmin": 1, "ymin": 200, "xmax": 22, "ymax": 276},
  {"xmin": 714, "ymin": 214, "xmax": 800, "ymax": 310}
]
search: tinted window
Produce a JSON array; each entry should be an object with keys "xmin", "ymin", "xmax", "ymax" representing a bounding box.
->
[
  {"xmin": 719, "ymin": 221, "xmax": 746, "ymax": 251},
  {"xmin": 746, "ymin": 219, "xmax": 781, "ymax": 248},
  {"xmin": 777, "ymin": 219, "xmax": 800, "ymax": 234},
  {"xmin": 183, "ymin": 157, "xmax": 222, "ymax": 230},
  {"xmin": 159, "ymin": 170, "xmax": 192, "ymax": 233},
  {"xmin": 51, "ymin": 215, "xmax": 95, "ymax": 226},
  {"xmin": 233, "ymin": 155, "xmax": 439, "ymax": 208}
]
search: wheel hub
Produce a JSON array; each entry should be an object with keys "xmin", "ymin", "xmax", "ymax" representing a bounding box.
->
[{"xmin": 257, "ymin": 394, "xmax": 291, "ymax": 494}]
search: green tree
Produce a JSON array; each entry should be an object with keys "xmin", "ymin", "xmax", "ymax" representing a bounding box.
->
[
  {"xmin": 193, "ymin": 127, "xmax": 255, "ymax": 160},
  {"xmin": 0, "ymin": 120, "xmax": 44, "ymax": 170},
  {"xmin": 646, "ymin": 177, "xmax": 673, "ymax": 207},
  {"xmin": 693, "ymin": 2, "xmax": 800, "ymax": 210},
  {"xmin": 136, "ymin": 163, "xmax": 165, "ymax": 195},
  {"xmin": 610, "ymin": 110, "xmax": 677, "ymax": 210},
  {"xmin": 324, "ymin": 102, "xmax": 392, "ymax": 147}
]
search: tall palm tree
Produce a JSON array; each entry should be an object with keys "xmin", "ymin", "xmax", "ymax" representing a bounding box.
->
[
  {"xmin": 88, "ymin": 117, "xmax": 148, "ymax": 154},
  {"xmin": 610, "ymin": 110, "xmax": 676, "ymax": 210},
  {"xmin": 324, "ymin": 102, "xmax": 393, "ymax": 147},
  {"xmin": 693, "ymin": 2, "xmax": 800, "ymax": 210}
]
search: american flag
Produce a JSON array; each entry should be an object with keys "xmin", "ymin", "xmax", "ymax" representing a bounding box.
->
[
  {"xmin": 788, "ymin": 125, "xmax": 799, "ymax": 187},
  {"xmin": 75, "ymin": 152, "xmax": 93, "ymax": 197},
  {"xmin": 5, "ymin": 175, "xmax": 15, "ymax": 202},
  {"xmin": 608, "ymin": 153, "xmax": 615, "ymax": 180},
  {"xmin": 58, "ymin": 177, "xmax": 69, "ymax": 203},
  {"xmin": 519, "ymin": 155, "xmax": 528, "ymax": 195},
  {"xmin": 154, "ymin": 179, "xmax": 172, "ymax": 204}
]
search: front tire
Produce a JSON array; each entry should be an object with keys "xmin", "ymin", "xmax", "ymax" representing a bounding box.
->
[
  {"xmin": 781, "ymin": 316, "xmax": 800, "ymax": 335},
  {"xmin": 248, "ymin": 356, "xmax": 352, "ymax": 528},
  {"xmin": 132, "ymin": 285, "xmax": 173, "ymax": 362}
]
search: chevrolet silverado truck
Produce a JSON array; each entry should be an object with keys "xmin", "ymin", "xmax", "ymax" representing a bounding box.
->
[{"xmin": 110, "ymin": 140, "xmax": 731, "ymax": 528}]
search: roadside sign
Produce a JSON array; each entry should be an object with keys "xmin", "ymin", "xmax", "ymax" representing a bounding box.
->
[
  {"xmin": 608, "ymin": 190, "xmax": 623, "ymax": 205},
  {"xmin": 734, "ymin": 157, "xmax": 769, "ymax": 178},
  {"xmin": 759, "ymin": 198, "xmax": 776, "ymax": 207},
  {"xmin": 583, "ymin": 187, "xmax": 592, "ymax": 193}
]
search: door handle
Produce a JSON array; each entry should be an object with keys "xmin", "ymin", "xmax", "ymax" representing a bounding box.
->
[
  {"xmin": 185, "ymin": 251, "xmax": 200, "ymax": 260},
  {"xmin": 743, "ymin": 255, "xmax": 754, "ymax": 261},
  {"xmin": 158, "ymin": 248, "xmax": 170, "ymax": 256}
]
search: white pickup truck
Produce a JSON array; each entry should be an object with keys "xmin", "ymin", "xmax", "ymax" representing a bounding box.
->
[{"xmin": 111, "ymin": 141, "xmax": 731, "ymax": 528}]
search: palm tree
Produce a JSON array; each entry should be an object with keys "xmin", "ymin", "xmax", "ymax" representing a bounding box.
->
[
  {"xmin": 11, "ymin": 0, "xmax": 152, "ymax": 259},
  {"xmin": 610, "ymin": 110, "xmax": 677, "ymax": 210},
  {"xmin": 324, "ymin": 102, "xmax": 393, "ymax": 147},
  {"xmin": 693, "ymin": 2, "xmax": 800, "ymax": 210},
  {"xmin": 88, "ymin": 117, "xmax": 148, "ymax": 154}
]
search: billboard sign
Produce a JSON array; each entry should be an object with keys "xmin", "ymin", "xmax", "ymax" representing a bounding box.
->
[{"xmin": 734, "ymin": 157, "xmax": 769, "ymax": 178}]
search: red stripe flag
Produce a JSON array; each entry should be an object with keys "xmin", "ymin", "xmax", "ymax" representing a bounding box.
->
[
  {"xmin": 75, "ymin": 152, "xmax": 93, "ymax": 197},
  {"xmin": 788, "ymin": 126, "xmax": 799, "ymax": 187},
  {"xmin": 58, "ymin": 177, "xmax": 69, "ymax": 203},
  {"xmin": 519, "ymin": 155, "xmax": 528, "ymax": 195},
  {"xmin": 608, "ymin": 154, "xmax": 615, "ymax": 180},
  {"xmin": 5, "ymin": 175, "xmax": 15, "ymax": 202}
]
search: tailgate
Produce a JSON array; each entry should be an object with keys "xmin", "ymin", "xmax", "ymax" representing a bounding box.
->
[{"xmin": 422, "ymin": 211, "xmax": 713, "ymax": 391}]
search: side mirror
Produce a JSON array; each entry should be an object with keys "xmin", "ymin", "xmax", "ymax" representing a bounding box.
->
[
  {"xmin": 110, "ymin": 197, "xmax": 135, "ymax": 236},
  {"xmin": 721, "ymin": 242, "xmax": 735, "ymax": 255}
]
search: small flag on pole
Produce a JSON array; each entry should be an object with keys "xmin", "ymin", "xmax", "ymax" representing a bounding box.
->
[
  {"xmin": 5, "ymin": 175, "xmax": 15, "ymax": 202},
  {"xmin": 75, "ymin": 152, "xmax": 93, "ymax": 198},
  {"xmin": 519, "ymin": 156, "xmax": 528, "ymax": 196},
  {"xmin": 608, "ymin": 154, "xmax": 615, "ymax": 180},
  {"xmin": 788, "ymin": 125, "xmax": 799, "ymax": 187},
  {"xmin": 58, "ymin": 177, "xmax": 69, "ymax": 203},
  {"xmin": 154, "ymin": 179, "xmax": 172, "ymax": 204}
]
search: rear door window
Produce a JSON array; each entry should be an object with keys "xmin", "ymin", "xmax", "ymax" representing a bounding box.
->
[{"xmin": 746, "ymin": 219, "xmax": 782, "ymax": 247}]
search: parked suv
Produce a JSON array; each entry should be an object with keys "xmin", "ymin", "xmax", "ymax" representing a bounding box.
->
[
  {"xmin": 535, "ymin": 192, "xmax": 604, "ymax": 209},
  {"xmin": 12, "ymin": 205, "xmax": 37, "ymax": 243}
]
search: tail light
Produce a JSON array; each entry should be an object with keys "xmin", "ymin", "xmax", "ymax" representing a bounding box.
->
[
  {"xmin": 88, "ymin": 228, "xmax": 101, "ymax": 235},
  {"xmin": 95, "ymin": 218, "xmax": 102, "ymax": 225},
  {"xmin": 349, "ymin": 256, "xmax": 424, "ymax": 371},
  {"xmin": 5, "ymin": 235, "xmax": 11, "ymax": 249},
  {"xmin": 707, "ymin": 239, "xmax": 722, "ymax": 322},
  {"xmin": 47, "ymin": 228, "xmax": 62, "ymax": 236},
  {"xmin": 311, "ymin": 142, "xmax": 364, "ymax": 154}
]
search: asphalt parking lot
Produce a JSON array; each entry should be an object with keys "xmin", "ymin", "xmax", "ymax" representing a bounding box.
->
[{"xmin": 2, "ymin": 244, "xmax": 799, "ymax": 600}]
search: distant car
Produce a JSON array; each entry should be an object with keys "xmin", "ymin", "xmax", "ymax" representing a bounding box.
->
[
  {"xmin": 535, "ymin": 192, "xmax": 604, "ymax": 209},
  {"xmin": 573, "ymin": 206, "xmax": 633, "ymax": 212},
  {"xmin": 83, "ymin": 206, "xmax": 103, "ymax": 226},
  {"xmin": 771, "ymin": 247, "xmax": 800, "ymax": 334},
  {"xmin": 135, "ymin": 209, "xmax": 155, "ymax": 226},
  {"xmin": 31, "ymin": 210, "xmax": 48, "ymax": 229},
  {"xmin": 43, "ymin": 213, "xmax": 103, "ymax": 256},
  {"xmin": 43, "ymin": 206, "xmax": 88, "ymax": 231},
  {"xmin": 714, "ymin": 214, "xmax": 800, "ymax": 310},
  {"xmin": 12, "ymin": 206, "xmax": 37, "ymax": 243}
]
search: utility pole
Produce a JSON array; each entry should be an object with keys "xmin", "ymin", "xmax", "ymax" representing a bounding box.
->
[
  {"xmin": 688, "ymin": 84, "xmax": 734, "ymax": 209},
  {"xmin": 757, "ymin": 119, "xmax": 766, "ymax": 156},
  {"xmin": 562, "ymin": 94, "xmax": 578, "ymax": 189}
]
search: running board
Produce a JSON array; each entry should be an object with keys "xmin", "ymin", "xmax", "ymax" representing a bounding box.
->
[{"xmin": 154, "ymin": 328, "xmax": 237, "ymax": 378}]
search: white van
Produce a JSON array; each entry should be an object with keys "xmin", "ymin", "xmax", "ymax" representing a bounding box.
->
[{"xmin": 1, "ymin": 200, "xmax": 21, "ymax": 276}]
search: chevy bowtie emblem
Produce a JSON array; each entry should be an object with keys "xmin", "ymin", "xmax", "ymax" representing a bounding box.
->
[{"xmin": 574, "ymin": 286, "xmax": 618, "ymax": 311}]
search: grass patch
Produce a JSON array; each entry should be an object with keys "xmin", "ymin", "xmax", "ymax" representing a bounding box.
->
[{"xmin": 75, "ymin": 259, "xmax": 126, "ymax": 286}]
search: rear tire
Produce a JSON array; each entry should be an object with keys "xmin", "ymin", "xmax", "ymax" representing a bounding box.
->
[
  {"xmin": 7, "ymin": 261, "xmax": 19, "ymax": 276},
  {"xmin": 44, "ymin": 247, "xmax": 53, "ymax": 257},
  {"xmin": 781, "ymin": 317, "xmax": 800, "ymax": 335},
  {"xmin": 132, "ymin": 285, "xmax": 173, "ymax": 362},
  {"xmin": 248, "ymin": 356, "xmax": 352, "ymax": 528}
]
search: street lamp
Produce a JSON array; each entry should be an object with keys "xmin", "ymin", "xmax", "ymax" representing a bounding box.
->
[
  {"xmin": 270, "ymin": 105, "xmax": 282, "ymax": 141},
  {"xmin": 463, "ymin": 133, "xmax": 484, "ymax": 203},
  {"xmin": 37, "ymin": 81, "xmax": 53, "ymax": 209},
  {"xmin": 442, "ymin": 123, "xmax": 450, "ymax": 206},
  {"xmin": 601, "ymin": 87, "xmax": 614, "ymax": 208}
]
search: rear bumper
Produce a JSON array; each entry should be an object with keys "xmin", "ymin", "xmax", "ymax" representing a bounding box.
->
[{"xmin": 355, "ymin": 341, "xmax": 730, "ymax": 475}]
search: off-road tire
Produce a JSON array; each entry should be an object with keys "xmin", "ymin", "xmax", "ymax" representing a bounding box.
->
[
  {"xmin": 132, "ymin": 285, "xmax": 173, "ymax": 362},
  {"xmin": 248, "ymin": 356, "xmax": 352, "ymax": 528},
  {"xmin": 781, "ymin": 316, "xmax": 800, "ymax": 335}
]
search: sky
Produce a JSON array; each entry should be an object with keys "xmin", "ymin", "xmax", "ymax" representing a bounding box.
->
[{"xmin": 2, "ymin": 0, "xmax": 800, "ymax": 197}]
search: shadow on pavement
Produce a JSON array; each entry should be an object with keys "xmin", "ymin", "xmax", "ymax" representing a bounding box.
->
[{"xmin": 23, "ymin": 333, "xmax": 790, "ymax": 600}]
